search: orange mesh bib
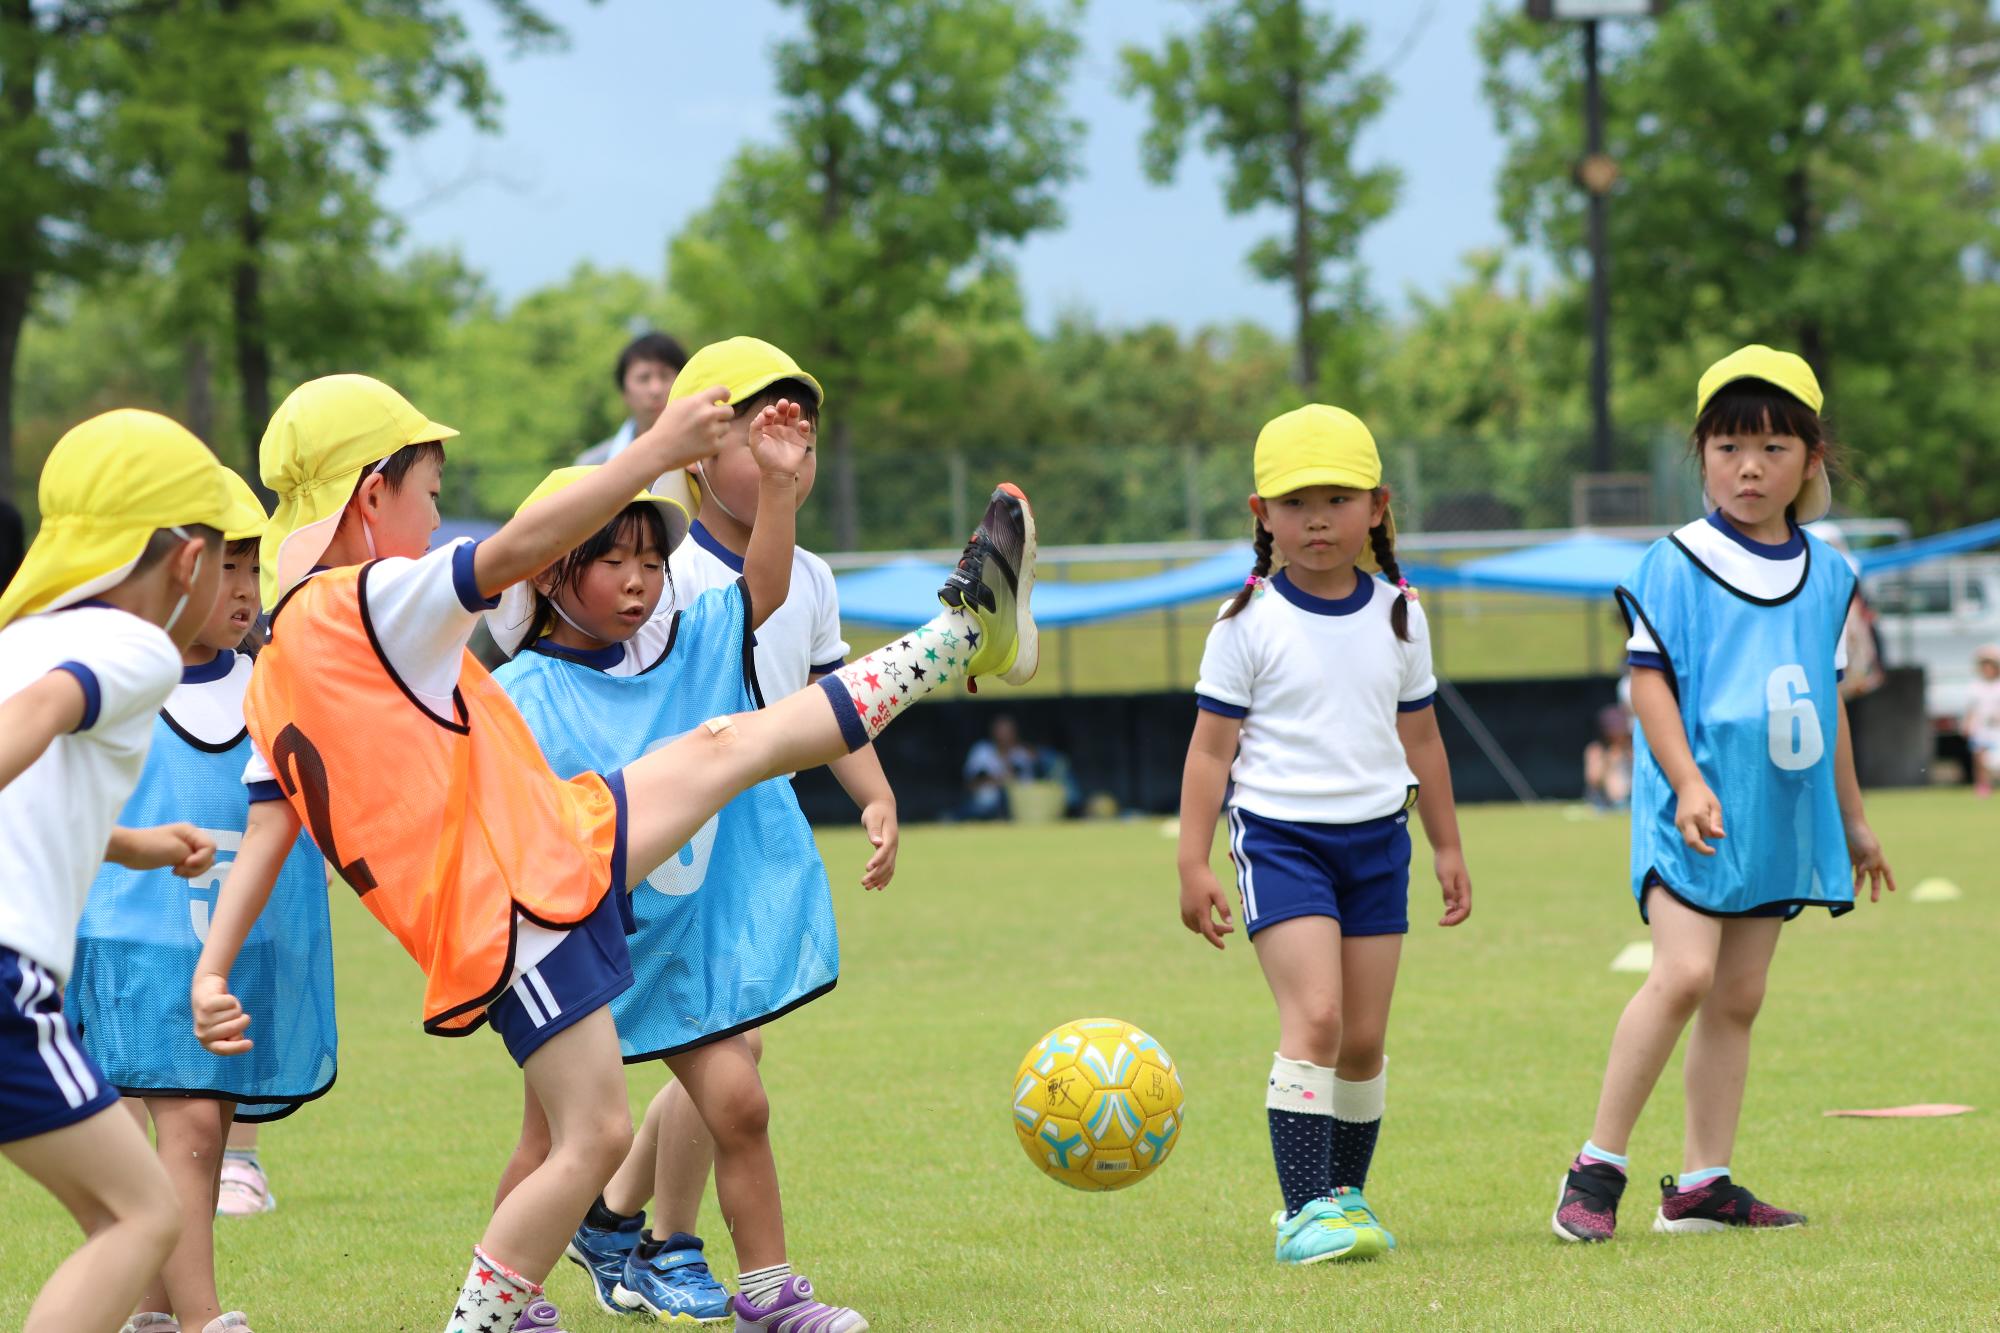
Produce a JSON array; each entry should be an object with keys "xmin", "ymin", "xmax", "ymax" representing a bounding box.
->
[{"xmin": 245, "ymin": 566, "xmax": 618, "ymax": 1034}]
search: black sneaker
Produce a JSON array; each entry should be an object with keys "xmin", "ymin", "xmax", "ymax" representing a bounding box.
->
[
  {"xmin": 1654, "ymin": 1174, "xmax": 1806, "ymax": 1233},
  {"xmin": 1552, "ymin": 1159, "xmax": 1627, "ymax": 1242},
  {"xmin": 939, "ymin": 482, "xmax": 1038, "ymax": 688}
]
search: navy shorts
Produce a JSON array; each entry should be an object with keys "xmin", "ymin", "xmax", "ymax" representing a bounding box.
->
[
  {"xmin": 1226, "ymin": 807, "xmax": 1413, "ymax": 938},
  {"xmin": 2, "ymin": 949, "xmax": 120, "ymax": 1144},
  {"xmin": 489, "ymin": 887, "xmax": 635, "ymax": 1068}
]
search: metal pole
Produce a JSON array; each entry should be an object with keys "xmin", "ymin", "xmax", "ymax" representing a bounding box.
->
[{"xmin": 1583, "ymin": 18, "xmax": 1614, "ymax": 474}]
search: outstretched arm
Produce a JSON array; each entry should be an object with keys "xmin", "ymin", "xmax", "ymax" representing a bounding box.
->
[
  {"xmin": 191, "ymin": 799, "xmax": 304, "ymax": 1054},
  {"xmin": 740, "ymin": 401, "xmax": 810, "ymax": 631},
  {"xmin": 475, "ymin": 388, "xmax": 734, "ymax": 599},
  {"xmin": 0, "ymin": 671, "xmax": 85, "ymax": 794}
]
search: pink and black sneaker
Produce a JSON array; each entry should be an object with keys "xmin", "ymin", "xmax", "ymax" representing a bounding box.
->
[
  {"xmin": 1654, "ymin": 1174, "xmax": 1806, "ymax": 1233},
  {"xmin": 1551, "ymin": 1158, "xmax": 1627, "ymax": 1242},
  {"xmin": 731, "ymin": 1275, "xmax": 868, "ymax": 1332}
]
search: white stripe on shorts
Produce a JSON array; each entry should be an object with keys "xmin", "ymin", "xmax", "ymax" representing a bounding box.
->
[
  {"xmin": 16, "ymin": 960, "xmax": 96, "ymax": 1109},
  {"xmin": 514, "ymin": 969, "xmax": 547, "ymax": 1028},
  {"xmin": 526, "ymin": 970, "xmax": 561, "ymax": 1025},
  {"xmin": 1228, "ymin": 807, "xmax": 1258, "ymax": 923}
]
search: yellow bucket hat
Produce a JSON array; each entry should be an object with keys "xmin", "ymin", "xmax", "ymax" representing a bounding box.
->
[
  {"xmin": 259, "ymin": 374, "xmax": 458, "ymax": 608},
  {"xmin": 218, "ymin": 468, "xmax": 271, "ymax": 543},
  {"xmin": 487, "ymin": 465, "xmax": 691, "ymax": 657},
  {"xmin": 1252, "ymin": 404, "xmax": 1396, "ymax": 570},
  {"xmin": 1695, "ymin": 344, "xmax": 1831, "ymax": 523},
  {"xmin": 0, "ymin": 410, "xmax": 237, "ymax": 630},
  {"xmin": 667, "ymin": 336, "xmax": 824, "ymax": 410}
]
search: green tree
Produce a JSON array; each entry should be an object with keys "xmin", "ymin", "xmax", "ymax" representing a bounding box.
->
[
  {"xmin": 1120, "ymin": 0, "xmax": 1400, "ymax": 395},
  {"xmin": 668, "ymin": 0, "xmax": 1084, "ymax": 549},
  {"xmin": 1480, "ymin": 0, "xmax": 2000, "ymax": 528},
  {"xmin": 0, "ymin": 1, "xmax": 569, "ymax": 497}
]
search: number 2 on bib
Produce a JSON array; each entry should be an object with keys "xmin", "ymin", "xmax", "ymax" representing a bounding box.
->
[{"xmin": 1765, "ymin": 665, "xmax": 1824, "ymax": 771}]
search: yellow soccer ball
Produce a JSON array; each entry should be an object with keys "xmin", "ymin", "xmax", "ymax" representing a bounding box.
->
[{"xmin": 1011, "ymin": 1017, "xmax": 1184, "ymax": 1191}]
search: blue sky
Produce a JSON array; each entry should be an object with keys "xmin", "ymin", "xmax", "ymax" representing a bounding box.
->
[{"xmin": 383, "ymin": 0, "xmax": 1519, "ymax": 331}]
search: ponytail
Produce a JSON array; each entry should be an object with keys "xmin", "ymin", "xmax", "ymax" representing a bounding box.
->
[
  {"xmin": 1218, "ymin": 519, "xmax": 1275, "ymax": 621},
  {"xmin": 1368, "ymin": 513, "xmax": 1414, "ymax": 643}
]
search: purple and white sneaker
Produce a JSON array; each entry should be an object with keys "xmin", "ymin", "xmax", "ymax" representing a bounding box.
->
[
  {"xmin": 1654, "ymin": 1174, "xmax": 1806, "ymax": 1232},
  {"xmin": 730, "ymin": 1275, "xmax": 868, "ymax": 1332},
  {"xmin": 510, "ymin": 1299, "xmax": 567, "ymax": 1332}
]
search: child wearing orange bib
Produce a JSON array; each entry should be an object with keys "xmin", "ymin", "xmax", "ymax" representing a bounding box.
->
[{"xmin": 189, "ymin": 374, "xmax": 1042, "ymax": 1333}]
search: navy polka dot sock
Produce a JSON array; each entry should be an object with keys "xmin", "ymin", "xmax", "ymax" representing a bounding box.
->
[
  {"xmin": 1330, "ymin": 1063, "xmax": 1386, "ymax": 1190},
  {"xmin": 1266, "ymin": 1054, "xmax": 1335, "ymax": 1217}
]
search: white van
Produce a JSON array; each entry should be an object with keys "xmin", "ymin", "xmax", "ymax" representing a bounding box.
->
[{"xmin": 1865, "ymin": 556, "xmax": 2000, "ymax": 731}]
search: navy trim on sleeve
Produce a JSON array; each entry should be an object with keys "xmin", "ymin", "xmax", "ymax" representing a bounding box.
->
[
  {"xmin": 1195, "ymin": 694, "xmax": 1248, "ymax": 719},
  {"xmin": 246, "ymin": 780, "xmax": 285, "ymax": 804},
  {"xmin": 55, "ymin": 661, "xmax": 102, "ymax": 732},
  {"xmin": 1396, "ymin": 692, "xmax": 1436, "ymax": 713},
  {"xmin": 1627, "ymin": 650, "xmax": 1668, "ymax": 672},
  {"xmin": 1836, "ymin": 667, "xmax": 1846, "ymax": 683},
  {"xmin": 817, "ymin": 675, "xmax": 870, "ymax": 753},
  {"xmin": 810, "ymin": 658, "xmax": 847, "ymax": 676},
  {"xmin": 451, "ymin": 540, "xmax": 501, "ymax": 613},
  {"xmin": 688, "ymin": 521, "xmax": 747, "ymax": 574}
]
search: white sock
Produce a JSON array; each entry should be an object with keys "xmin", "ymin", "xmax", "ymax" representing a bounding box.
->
[
  {"xmin": 445, "ymin": 1245, "xmax": 539, "ymax": 1333},
  {"xmin": 823, "ymin": 606, "xmax": 979, "ymax": 742},
  {"xmin": 738, "ymin": 1261, "xmax": 793, "ymax": 1308}
]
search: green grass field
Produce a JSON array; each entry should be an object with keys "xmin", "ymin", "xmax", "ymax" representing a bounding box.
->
[{"xmin": 5, "ymin": 790, "xmax": 1994, "ymax": 1330}]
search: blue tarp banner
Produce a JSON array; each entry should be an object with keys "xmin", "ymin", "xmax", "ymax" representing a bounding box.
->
[{"xmin": 432, "ymin": 514, "xmax": 2000, "ymax": 627}]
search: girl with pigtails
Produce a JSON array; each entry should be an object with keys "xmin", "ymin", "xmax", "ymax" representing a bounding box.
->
[{"xmin": 1175, "ymin": 404, "xmax": 1473, "ymax": 1266}]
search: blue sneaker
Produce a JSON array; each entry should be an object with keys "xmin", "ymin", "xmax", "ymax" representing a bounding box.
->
[
  {"xmin": 612, "ymin": 1232, "xmax": 732, "ymax": 1324},
  {"xmin": 563, "ymin": 1210, "xmax": 644, "ymax": 1316},
  {"xmin": 1272, "ymin": 1198, "xmax": 1364, "ymax": 1265},
  {"xmin": 1330, "ymin": 1185, "xmax": 1396, "ymax": 1256}
]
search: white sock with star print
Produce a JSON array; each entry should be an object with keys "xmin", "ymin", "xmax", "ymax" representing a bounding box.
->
[
  {"xmin": 444, "ymin": 1245, "xmax": 539, "ymax": 1333},
  {"xmin": 820, "ymin": 605, "xmax": 979, "ymax": 744}
]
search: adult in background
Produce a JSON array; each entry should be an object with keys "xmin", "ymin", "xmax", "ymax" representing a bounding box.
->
[
  {"xmin": 959, "ymin": 714, "xmax": 1040, "ymax": 821},
  {"xmin": 579, "ymin": 331, "xmax": 696, "ymax": 514}
]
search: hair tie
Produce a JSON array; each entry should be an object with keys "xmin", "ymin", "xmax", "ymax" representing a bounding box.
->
[
  {"xmin": 1397, "ymin": 576, "xmax": 1418, "ymax": 602},
  {"xmin": 1244, "ymin": 573, "xmax": 1263, "ymax": 590}
]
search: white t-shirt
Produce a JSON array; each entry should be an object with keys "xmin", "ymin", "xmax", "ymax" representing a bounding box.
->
[
  {"xmin": 165, "ymin": 649, "xmax": 252, "ymax": 748},
  {"xmin": 1195, "ymin": 571, "xmax": 1437, "ymax": 825},
  {"xmin": 1627, "ymin": 513, "xmax": 1848, "ymax": 674},
  {"xmin": 667, "ymin": 521, "xmax": 847, "ymax": 702},
  {"xmin": 0, "ymin": 605, "xmax": 182, "ymax": 981}
]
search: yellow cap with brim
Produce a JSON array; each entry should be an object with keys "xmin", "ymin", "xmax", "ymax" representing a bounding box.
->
[
  {"xmin": 1252, "ymin": 404, "xmax": 1396, "ymax": 572},
  {"xmin": 218, "ymin": 468, "xmax": 270, "ymax": 543},
  {"xmin": 668, "ymin": 336, "xmax": 824, "ymax": 411},
  {"xmin": 1696, "ymin": 344, "xmax": 1831, "ymax": 523},
  {"xmin": 487, "ymin": 465, "xmax": 691, "ymax": 657},
  {"xmin": 0, "ymin": 410, "xmax": 237, "ymax": 630},
  {"xmin": 259, "ymin": 374, "xmax": 458, "ymax": 609}
]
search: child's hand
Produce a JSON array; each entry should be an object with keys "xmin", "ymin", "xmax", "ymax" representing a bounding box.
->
[
  {"xmin": 749, "ymin": 399, "xmax": 813, "ymax": 481},
  {"xmin": 1179, "ymin": 864, "xmax": 1235, "ymax": 950},
  {"xmin": 1672, "ymin": 781, "xmax": 1725, "ymax": 855},
  {"xmin": 1434, "ymin": 846, "xmax": 1472, "ymax": 926},
  {"xmin": 192, "ymin": 973, "xmax": 252, "ymax": 1055},
  {"xmin": 110, "ymin": 822, "xmax": 217, "ymax": 877},
  {"xmin": 859, "ymin": 800, "xmax": 899, "ymax": 890},
  {"xmin": 644, "ymin": 386, "xmax": 734, "ymax": 471},
  {"xmin": 1848, "ymin": 821, "xmax": 1896, "ymax": 902}
]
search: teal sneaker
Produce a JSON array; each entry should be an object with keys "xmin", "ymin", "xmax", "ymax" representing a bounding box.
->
[
  {"xmin": 1330, "ymin": 1185, "xmax": 1396, "ymax": 1256},
  {"xmin": 1271, "ymin": 1198, "xmax": 1365, "ymax": 1265}
]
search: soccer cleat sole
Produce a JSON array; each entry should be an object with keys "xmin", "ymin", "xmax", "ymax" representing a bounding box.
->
[
  {"xmin": 1552, "ymin": 1174, "xmax": 1609, "ymax": 1243},
  {"xmin": 996, "ymin": 481, "xmax": 1039, "ymax": 686}
]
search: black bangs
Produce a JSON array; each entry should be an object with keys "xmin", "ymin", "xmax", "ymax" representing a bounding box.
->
[
  {"xmin": 224, "ymin": 537, "xmax": 260, "ymax": 558},
  {"xmin": 732, "ymin": 378, "xmax": 822, "ymax": 428},
  {"xmin": 1693, "ymin": 381, "xmax": 1823, "ymax": 446},
  {"xmin": 564, "ymin": 502, "xmax": 669, "ymax": 582}
]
